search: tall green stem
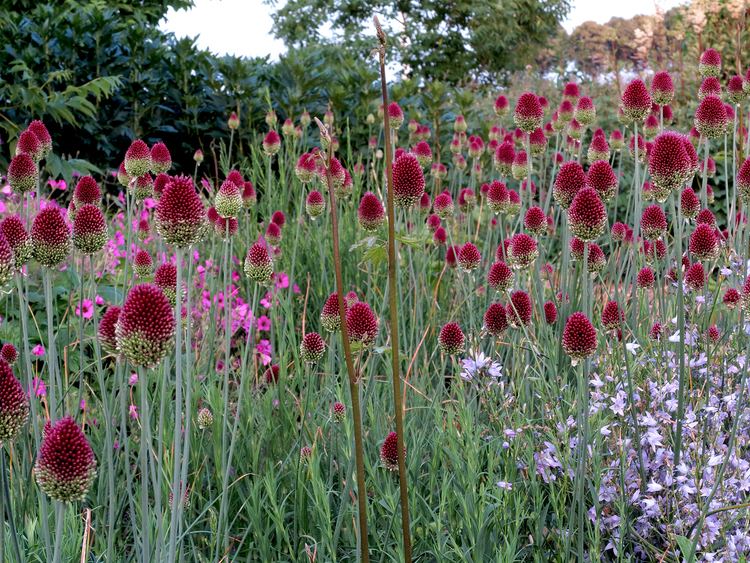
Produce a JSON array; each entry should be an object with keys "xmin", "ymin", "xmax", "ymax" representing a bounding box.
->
[{"xmin": 168, "ymin": 247, "xmax": 184, "ymax": 562}]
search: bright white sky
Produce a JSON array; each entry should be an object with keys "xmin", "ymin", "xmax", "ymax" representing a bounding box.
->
[{"xmin": 160, "ymin": 0, "xmax": 689, "ymax": 59}]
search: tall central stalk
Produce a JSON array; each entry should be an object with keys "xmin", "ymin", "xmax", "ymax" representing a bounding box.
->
[
  {"xmin": 316, "ymin": 117, "xmax": 370, "ymax": 562},
  {"xmin": 168, "ymin": 247, "xmax": 183, "ymax": 562},
  {"xmin": 375, "ymin": 18, "xmax": 412, "ymax": 562}
]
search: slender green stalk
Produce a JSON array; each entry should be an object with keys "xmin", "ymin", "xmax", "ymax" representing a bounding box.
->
[
  {"xmin": 673, "ymin": 190, "xmax": 687, "ymax": 468},
  {"xmin": 43, "ymin": 270, "xmax": 59, "ymax": 420},
  {"xmin": 168, "ymin": 247, "xmax": 184, "ymax": 562},
  {"xmin": 375, "ymin": 18, "xmax": 411, "ymax": 562},
  {"xmin": 1, "ymin": 451, "xmax": 22, "ymax": 563},
  {"xmin": 52, "ymin": 501, "xmax": 65, "ymax": 563}
]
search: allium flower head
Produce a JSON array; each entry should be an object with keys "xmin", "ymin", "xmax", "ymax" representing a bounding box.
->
[
  {"xmin": 553, "ymin": 161, "xmax": 586, "ymax": 210},
  {"xmin": 685, "ymin": 262, "xmax": 706, "ymax": 291},
  {"xmin": 689, "ymin": 223, "xmax": 719, "ymax": 261},
  {"xmin": 696, "ymin": 208, "xmax": 716, "ymax": 226},
  {"xmin": 524, "ymin": 206, "xmax": 547, "ymax": 236},
  {"xmin": 116, "ymin": 284, "xmax": 175, "ymax": 367},
  {"xmin": 197, "ymin": 407, "xmax": 213, "ymax": 429},
  {"xmin": 7, "ymin": 153, "xmax": 38, "ymax": 194},
  {"xmin": 727, "ymin": 75, "xmax": 746, "ymax": 104},
  {"xmin": 651, "ymin": 71, "xmax": 674, "ymax": 105},
  {"xmin": 380, "ymin": 431, "xmax": 404, "ymax": 471},
  {"xmin": 306, "ymin": 190, "xmax": 325, "ymax": 218},
  {"xmin": 649, "ymin": 322, "xmax": 663, "ymax": 340},
  {"xmin": 528, "ymin": 128, "xmax": 547, "ymax": 156},
  {"xmin": 433, "ymin": 191, "xmax": 454, "ymax": 219},
  {"xmin": 438, "ymin": 322, "xmax": 464, "ymax": 355},
  {"xmin": 215, "ymin": 180, "xmax": 243, "ymax": 219},
  {"xmin": 586, "ymin": 242, "xmax": 607, "ymax": 274},
  {"xmin": 153, "ymin": 173, "xmax": 171, "ymax": 200},
  {"xmin": 134, "ymin": 249, "xmax": 153, "ymax": 278},
  {"xmin": 568, "ymin": 188, "xmax": 606, "ymax": 241},
  {"xmin": 737, "ymin": 158, "xmax": 750, "ymax": 204},
  {"xmin": 637, "ymin": 267, "xmax": 655, "ymax": 289},
  {"xmin": 358, "ymin": 192, "xmax": 385, "ymax": 232},
  {"xmin": 601, "ymin": 301, "xmax": 623, "ymax": 331},
  {"xmin": 132, "ymin": 173, "xmax": 153, "ymax": 201},
  {"xmin": 300, "ymin": 332, "xmax": 326, "ymax": 363},
  {"xmin": 296, "ymin": 152, "xmax": 317, "ymax": 183},
  {"xmin": 0, "ymin": 359, "xmax": 29, "ymax": 443},
  {"xmin": 332, "ymin": 401, "xmax": 346, "ymax": 422},
  {"xmin": 514, "ymin": 92, "xmax": 543, "ymax": 133},
  {"xmin": 484, "ymin": 303, "xmax": 508, "ymax": 336},
  {"xmin": 321, "ymin": 293, "xmax": 343, "ymax": 332},
  {"xmin": 587, "ymin": 135, "xmax": 610, "ymax": 164},
  {"xmin": 511, "ymin": 150, "xmax": 529, "ymax": 180},
  {"xmin": 681, "ymin": 187, "xmax": 700, "ymax": 219},
  {"xmin": 563, "ymin": 82, "xmax": 580, "ymax": 101},
  {"xmin": 0, "ymin": 344, "xmax": 17, "ymax": 365},
  {"xmin": 72, "ymin": 204, "xmax": 107, "ymax": 255},
  {"xmin": 562, "ymin": 312, "xmax": 597, "ymax": 363},
  {"xmin": 263, "ymin": 130, "xmax": 281, "ymax": 156},
  {"xmin": 585, "ymin": 160, "xmax": 617, "ymax": 202},
  {"xmin": 698, "ymin": 76, "xmax": 722, "ymax": 100},
  {"xmin": 155, "ymin": 176, "xmax": 206, "ymax": 247},
  {"xmin": 724, "ymin": 287, "xmax": 741, "ymax": 309},
  {"xmin": 486, "ymin": 180, "xmax": 508, "ymax": 214},
  {"xmin": 699, "ymin": 48, "xmax": 721, "ymax": 77},
  {"xmin": 150, "ymin": 142, "xmax": 171, "ymax": 174},
  {"xmin": 507, "ymin": 290, "xmax": 532, "ymax": 327},
  {"xmin": 544, "ymin": 301, "xmax": 557, "ymax": 324},
  {"xmin": 611, "ymin": 222, "xmax": 627, "ymax": 242},
  {"xmin": 574, "ymin": 96, "xmax": 595, "ymax": 126},
  {"xmin": 73, "ymin": 176, "xmax": 101, "ymax": 207},
  {"xmin": 641, "ymin": 205, "xmax": 668, "ymax": 240},
  {"xmin": 494, "ymin": 95, "xmax": 509, "ymax": 117},
  {"xmin": 227, "ymin": 111, "xmax": 240, "ymax": 130},
  {"xmin": 620, "ymin": 79, "xmax": 652, "ymax": 122},
  {"xmin": 27, "ymin": 120, "xmax": 52, "ymax": 156},
  {"xmin": 494, "ymin": 141, "xmax": 514, "ymax": 177},
  {"xmin": 99, "ymin": 306, "xmax": 121, "ymax": 354},
  {"xmin": 345, "ymin": 302, "xmax": 378, "ymax": 346},
  {"xmin": 643, "ymin": 114, "xmax": 659, "ymax": 140},
  {"xmin": 31, "ymin": 206, "xmax": 71, "ymax": 267},
  {"xmin": 412, "ymin": 141, "xmax": 432, "ymax": 168},
  {"xmin": 508, "ymin": 233, "xmax": 538, "ymax": 270},
  {"xmin": 244, "ymin": 241, "xmax": 273, "ymax": 284},
  {"xmin": 392, "ymin": 153, "xmax": 425, "ymax": 208},
  {"xmin": 16, "ymin": 129, "xmax": 43, "ymax": 162},
  {"xmin": 457, "ymin": 242, "xmax": 481, "ymax": 272},
  {"xmin": 648, "ymin": 131, "xmax": 693, "ymax": 201},
  {"xmin": 695, "ymin": 95, "xmax": 728, "ymax": 139},
  {"xmin": 242, "ymin": 181, "xmax": 256, "ymax": 209},
  {"xmin": 124, "ymin": 140, "xmax": 152, "ymax": 177},
  {"xmin": 487, "ymin": 261, "xmax": 513, "ymax": 292},
  {"xmin": 215, "ymin": 216, "xmax": 238, "ymax": 239},
  {"xmin": 387, "ymin": 102, "xmax": 404, "ymax": 129}
]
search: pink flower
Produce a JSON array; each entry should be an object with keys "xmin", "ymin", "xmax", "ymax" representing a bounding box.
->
[
  {"xmin": 32, "ymin": 344, "xmax": 45, "ymax": 357},
  {"xmin": 32, "ymin": 377, "xmax": 46, "ymax": 397},
  {"xmin": 48, "ymin": 179, "xmax": 67, "ymax": 191},
  {"xmin": 75, "ymin": 299, "xmax": 94, "ymax": 319},
  {"xmin": 256, "ymin": 339, "xmax": 272, "ymax": 365},
  {"xmin": 260, "ymin": 294, "xmax": 272, "ymax": 308},
  {"xmin": 129, "ymin": 373, "xmax": 138, "ymax": 385},
  {"xmin": 292, "ymin": 284, "xmax": 301, "ymax": 294},
  {"xmin": 80, "ymin": 398, "xmax": 86, "ymax": 411},
  {"xmin": 95, "ymin": 295, "xmax": 104, "ymax": 306},
  {"xmin": 275, "ymin": 272, "xmax": 289, "ymax": 289},
  {"xmin": 129, "ymin": 404, "xmax": 138, "ymax": 419},
  {"xmin": 257, "ymin": 315, "xmax": 271, "ymax": 331}
]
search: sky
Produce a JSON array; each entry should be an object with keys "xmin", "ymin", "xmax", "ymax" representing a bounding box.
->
[{"xmin": 160, "ymin": 0, "xmax": 689, "ymax": 60}]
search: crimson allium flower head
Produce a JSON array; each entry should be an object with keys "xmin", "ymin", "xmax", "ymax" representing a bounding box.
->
[
  {"xmin": 346, "ymin": 302, "xmax": 378, "ymax": 346},
  {"xmin": 487, "ymin": 181, "xmax": 508, "ymax": 214},
  {"xmin": 543, "ymin": 301, "xmax": 557, "ymax": 325},
  {"xmin": 649, "ymin": 322, "xmax": 663, "ymax": 340},
  {"xmin": 681, "ymin": 188, "xmax": 700, "ymax": 219},
  {"xmin": 569, "ymin": 237, "xmax": 585, "ymax": 261},
  {"xmin": 153, "ymin": 173, "xmax": 171, "ymax": 200},
  {"xmin": 567, "ymin": 119, "xmax": 583, "ymax": 141},
  {"xmin": 392, "ymin": 153, "xmax": 425, "ymax": 208},
  {"xmin": 608, "ymin": 129, "xmax": 624, "ymax": 151},
  {"xmin": 1, "ymin": 215, "xmax": 31, "ymax": 267},
  {"xmin": 16, "ymin": 129, "xmax": 43, "ymax": 162},
  {"xmin": 134, "ymin": 249, "xmax": 153, "ymax": 278},
  {"xmin": 223, "ymin": 170, "xmax": 243, "ymax": 187},
  {"xmin": 156, "ymin": 176, "xmax": 206, "ymax": 247},
  {"xmin": 737, "ymin": 158, "xmax": 750, "ymax": 203},
  {"xmin": 412, "ymin": 141, "xmax": 433, "ymax": 168},
  {"xmin": 585, "ymin": 160, "xmax": 617, "ymax": 202},
  {"xmin": 487, "ymin": 261, "xmax": 513, "ymax": 292},
  {"xmin": 35, "ymin": 415, "xmax": 96, "ymax": 502},
  {"xmin": 699, "ymin": 76, "xmax": 722, "ymax": 100},
  {"xmin": 244, "ymin": 241, "xmax": 273, "ymax": 284},
  {"xmin": 637, "ymin": 266, "xmax": 655, "ymax": 289},
  {"xmin": 568, "ymin": 188, "xmax": 606, "ymax": 241},
  {"xmin": 358, "ymin": 192, "xmax": 385, "ymax": 232},
  {"xmin": 601, "ymin": 301, "xmax": 623, "ymax": 331},
  {"xmin": 321, "ymin": 293, "xmax": 343, "ymax": 332},
  {"xmin": 640, "ymin": 205, "xmax": 668, "ymax": 241},
  {"xmin": 514, "ymin": 92, "xmax": 543, "ymax": 133},
  {"xmin": 695, "ymin": 95, "xmax": 728, "ymax": 139},
  {"xmin": 563, "ymin": 82, "xmax": 580, "ymax": 101},
  {"xmin": 332, "ymin": 401, "xmax": 346, "ymax": 422},
  {"xmin": 268, "ymin": 211, "xmax": 285, "ymax": 229},
  {"xmin": 651, "ymin": 71, "xmax": 675, "ymax": 105},
  {"xmin": 493, "ymin": 141, "xmax": 515, "ymax": 177},
  {"xmin": 643, "ymin": 114, "xmax": 659, "ymax": 140},
  {"xmin": 620, "ymin": 79, "xmax": 652, "ymax": 122},
  {"xmin": 724, "ymin": 287, "xmax": 741, "ymax": 309},
  {"xmin": 0, "ymin": 358, "xmax": 28, "ymax": 442},
  {"xmin": 528, "ymin": 128, "xmax": 547, "ymax": 156},
  {"xmin": 524, "ymin": 206, "xmax": 547, "ymax": 236},
  {"xmin": 154, "ymin": 262, "xmax": 178, "ymax": 305},
  {"xmin": 124, "ymin": 139, "xmax": 152, "ymax": 177},
  {"xmin": 31, "ymin": 206, "xmax": 71, "ymax": 267},
  {"xmin": 206, "ymin": 206, "xmax": 220, "ymax": 226},
  {"xmin": 7, "ymin": 153, "xmax": 38, "ymax": 194},
  {"xmin": 707, "ymin": 324, "xmax": 720, "ymax": 342},
  {"xmin": 433, "ymin": 226, "xmax": 447, "ymax": 246},
  {"xmin": 239, "ymin": 181, "xmax": 255, "ymax": 210},
  {"xmin": 507, "ymin": 290, "xmax": 532, "ymax": 327},
  {"xmin": 587, "ymin": 135, "xmax": 610, "ymax": 164},
  {"xmin": 300, "ymin": 332, "xmax": 326, "ymax": 363},
  {"xmin": 380, "ymin": 431, "xmax": 403, "ymax": 471},
  {"xmin": 728, "ymin": 75, "xmax": 746, "ymax": 104},
  {"xmin": 494, "ymin": 94, "xmax": 509, "ymax": 117},
  {"xmin": 696, "ymin": 208, "xmax": 716, "ymax": 226},
  {"xmin": 132, "ymin": 173, "xmax": 153, "ymax": 201},
  {"xmin": 98, "ymin": 306, "xmax": 121, "ymax": 354},
  {"xmin": 116, "ymin": 283, "xmax": 175, "ymax": 367},
  {"xmin": 685, "ymin": 262, "xmax": 706, "ymax": 291},
  {"xmin": 511, "ymin": 151, "xmax": 529, "ymax": 181},
  {"xmin": 0, "ymin": 343, "xmax": 17, "ymax": 365},
  {"xmin": 306, "ymin": 190, "xmax": 325, "ymax": 219},
  {"xmin": 150, "ymin": 142, "xmax": 171, "ymax": 174},
  {"xmin": 562, "ymin": 312, "xmax": 597, "ymax": 362},
  {"xmin": 643, "ymin": 239, "xmax": 667, "ymax": 264},
  {"xmin": 689, "ymin": 223, "xmax": 719, "ymax": 261},
  {"xmin": 296, "ymin": 153, "xmax": 317, "ymax": 183},
  {"xmin": 215, "ymin": 180, "xmax": 243, "ymax": 219},
  {"xmin": 438, "ymin": 322, "xmax": 464, "ymax": 354},
  {"xmin": 117, "ymin": 162, "xmax": 129, "ymax": 187},
  {"xmin": 426, "ymin": 214, "xmax": 441, "ymax": 232},
  {"xmin": 611, "ymin": 222, "xmax": 627, "ymax": 242},
  {"xmin": 72, "ymin": 204, "xmax": 107, "ymax": 255},
  {"xmin": 586, "ymin": 242, "xmax": 607, "ymax": 274},
  {"xmin": 73, "ymin": 176, "xmax": 101, "ymax": 207},
  {"xmin": 457, "ymin": 242, "xmax": 481, "ymax": 272},
  {"xmin": 557, "ymin": 100, "xmax": 574, "ymax": 125},
  {"xmin": 227, "ymin": 111, "xmax": 240, "ymax": 130},
  {"xmin": 0, "ymin": 234, "xmax": 13, "ymax": 287},
  {"xmin": 446, "ymin": 245, "xmax": 459, "ymax": 268},
  {"xmin": 484, "ymin": 303, "xmax": 508, "ymax": 336},
  {"xmin": 387, "ymin": 102, "xmax": 404, "ymax": 129},
  {"xmin": 263, "ymin": 364, "xmax": 280, "ymax": 385},
  {"xmin": 453, "ymin": 114, "xmax": 467, "ymax": 133},
  {"xmin": 27, "ymin": 120, "xmax": 52, "ymax": 156},
  {"xmin": 699, "ymin": 48, "xmax": 721, "ymax": 77},
  {"xmin": 214, "ymin": 216, "xmax": 238, "ymax": 239},
  {"xmin": 553, "ymin": 161, "xmax": 586, "ymax": 210},
  {"xmin": 458, "ymin": 188, "xmax": 476, "ymax": 211},
  {"xmin": 508, "ymin": 233, "xmax": 538, "ymax": 270},
  {"xmin": 574, "ymin": 96, "xmax": 595, "ymax": 126},
  {"xmin": 433, "ymin": 191, "xmax": 454, "ymax": 219},
  {"xmin": 648, "ymin": 131, "xmax": 695, "ymax": 201},
  {"xmin": 262, "ymin": 130, "xmax": 281, "ymax": 156}
]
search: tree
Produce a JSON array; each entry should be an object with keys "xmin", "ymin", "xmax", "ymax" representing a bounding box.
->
[{"xmin": 268, "ymin": 0, "xmax": 571, "ymax": 85}]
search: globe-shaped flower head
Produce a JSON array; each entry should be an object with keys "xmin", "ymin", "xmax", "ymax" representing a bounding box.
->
[
  {"xmin": 345, "ymin": 302, "xmax": 379, "ymax": 346},
  {"xmin": 7, "ymin": 153, "xmax": 39, "ymax": 194},
  {"xmin": 155, "ymin": 176, "xmax": 206, "ymax": 247},
  {"xmin": 694, "ymin": 95, "xmax": 728, "ymax": 139},
  {"xmin": 620, "ymin": 79, "xmax": 652, "ymax": 123},
  {"xmin": 392, "ymin": 153, "xmax": 425, "ymax": 208},
  {"xmin": 124, "ymin": 140, "xmax": 152, "ymax": 178},
  {"xmin": 562, "ymin": 312, "xmax": 597, "ymax": 364},
  {"xmin": 1, "ymin": 215, "xmax": 32, "ymax": 266},
  {"xmin": 72, "ymin": 204, "xmax": 108, "ymax": 255},
  {"xmin": 98, "ymin": 306, "xmax": 121, "ymax": 355},
  {"xmin": 73, "ymin": 176, "xmax": 101, "ymax": 207},
  {"xmin": 553, "ymin": 161, "xmax": 586, "ymax": 210},
  {"xmin": 651, "ymin": 71, "xmax": 674, "ymax": 105},
  {"xmin": 0, "ymin": 359, "xmax": 29, "ymax": 443},
  {"xmin": 27, "ymin": 120, "xmax": 52, "ymax": 157},
  {"xmin": 699, "ymin": 48, "xmax": 721, "ymax": 78},
  {"xmin": 215, "ymin": 179, "xmax": 243, "ymax": 219},
  {"xmin": 438, "ymin": 322, "xmax": 465, "ymax": 355},
  {"xmin": 648, "ymin": 131, "xmax": 694, "ymax": 201},
  {"xmin": 358, "ymin": 192, "xmax": 385, "ymax": 232},
  {"xmin": 150, "ymin": 142, "xmax": 172, "ymax": 174},
  {"xmin": 31, "ymin": 206, "xmax": 71, "ymax": 267},
  {"xmin": 514, "ymin": 92, "xmax": 544, "ymax": 133},
  {"xmin": 244, "ymin": 241, "xmax": 273, "ymax": 284},
  {"xmin": 300, "ymin": 332, "xmax": 326, "ymax": 363},
  {"xmin": 568, "ymin": 188, "xmax": 606, "ymax": 241},
  {"xmin": 116, "ymin": 284, "xmax": 175, "ymax": 367}
]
